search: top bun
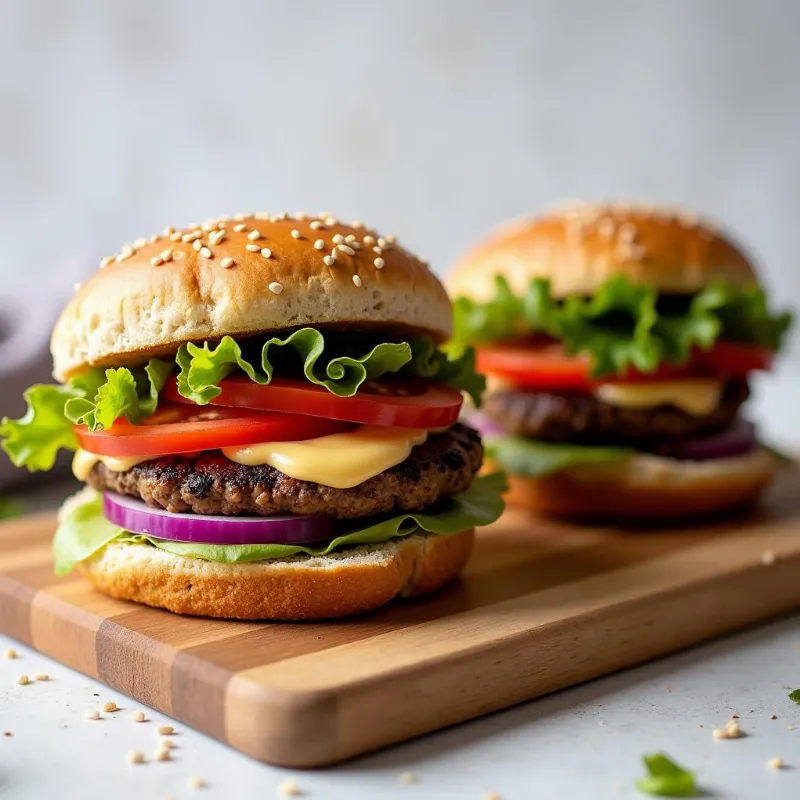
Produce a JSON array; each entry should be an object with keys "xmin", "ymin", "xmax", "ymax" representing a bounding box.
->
[
  {"xmin": 52, "ymin": 213, "xmax": 450, "ymax": 381},
  {"xmin": 447, "ymin": 202, "xmax": 759, "ymax": 302}
]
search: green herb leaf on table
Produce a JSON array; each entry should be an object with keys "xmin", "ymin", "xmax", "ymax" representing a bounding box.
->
[
  {"xmin": 636, "ymin": 752, "xmax": 698, "ymax": 797},
  {"xmin": 788, "ymin": 689, "xmax": 800, "ymax": 704},
  {"xmin": 51, "ymin": 473, "xmax": 507, "ymax": 575}
]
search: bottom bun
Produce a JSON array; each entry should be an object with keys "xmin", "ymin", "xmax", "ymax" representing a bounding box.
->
[
  {"xmin": 79, "ymin": 529, "xmax": 474, "ymax": 620},
  {"xmin": 499, "ymin": 447, "xmax": 777, "ymax": 521}
]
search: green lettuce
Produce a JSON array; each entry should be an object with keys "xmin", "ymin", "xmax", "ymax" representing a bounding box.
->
[
  {"xmin": 176, "ymin": 329, "xmax": 484, "ymax": 406},
  {"xmin": 0, "ymin": 497, "xmax": 23, "ymax": 520},
  {"xmin": 635, "ymin": 752, "xmax": 698, "ymax": 797},
  {"xmin": 52, "ymin": 473, "xmax": 507, "ymax": 575},
  {"xmin": 451, "ymin": 275, "xmax": 793, "ymax": 378},
  {"xmin": 486, "ymin": 435, "xmax": 633, "ymax": 477}
]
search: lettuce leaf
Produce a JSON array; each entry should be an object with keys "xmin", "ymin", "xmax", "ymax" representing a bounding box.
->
[
  {"xmin": 451, "ymin": 275, "xmax": 793, "ymax": 378},
  {"xmin": 636, "ymin": 752, "xmax": 698, "ymax": 797},
  {"xmin": 0, "ymin": 497, "xmax": 23, "ymax": 520},
  {"xmin": 486, "ymin": 435, "xmax": 633, "ymax": 477},
  {"xmin": 52, "ymin": 473, "xmax": 507, "ymax": 575},
  {"xmin": 175, "ymin": 329, "xmax": 484, "ymax": 404}
]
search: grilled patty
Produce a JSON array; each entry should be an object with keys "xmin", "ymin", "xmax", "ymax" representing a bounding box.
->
[
  {"xmin": 483, "ymin": 379, "xmax": 749, "ymax": 445},
  {"xmin": 86, "ymin": 423, "xmax": 482, "ymax": 519}
]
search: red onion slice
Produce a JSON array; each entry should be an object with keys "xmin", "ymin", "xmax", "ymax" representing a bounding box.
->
[
  {"xmin": 103, "ymin": 492, "xmax": 338, "ymax": 545},
  {"xmin": 651, "ymin": 420, "xmax": 758, "ymax": 461}
]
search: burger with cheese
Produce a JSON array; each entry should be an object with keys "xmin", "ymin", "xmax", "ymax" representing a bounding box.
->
[
  {"xmin": 447, "ymin": 203, "xmax": 792, "ymax": 520},
  {"xmin": 1, "ymin": 212, "xmax": 504, "ymax": 619}
]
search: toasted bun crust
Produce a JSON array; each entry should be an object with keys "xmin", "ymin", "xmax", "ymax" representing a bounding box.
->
[
  {"xmin": 79, "ymin": 529, "xmax": 474, "ymax": 620},
  {"xmin": 52, "ymin": 213, "xmax": 450, "ymax": 381},
  {"xmin": 495, "ymin": 447, "xmax": 776, "ymax": 521},
  {"xmin": 448, "ymin": 202, "xmax": 759, "ymax": 301}
]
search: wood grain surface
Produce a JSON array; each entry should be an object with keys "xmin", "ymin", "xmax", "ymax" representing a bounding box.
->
[{"xmin": 1, "ymin": 468, "xmax": 799, "ymax": 767}]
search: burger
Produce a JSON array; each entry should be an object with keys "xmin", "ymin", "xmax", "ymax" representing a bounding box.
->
[
  {"xmin": 446, "ymin": 203, "xmax": 793, "ymax": 520},
  {"xmin": 1, "ymin": 212, "xmax": 504, "ymax": 619}
]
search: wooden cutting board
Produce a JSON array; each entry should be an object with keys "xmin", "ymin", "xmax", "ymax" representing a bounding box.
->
[{"xmin": 1, "ymin": 467, "xmax": 799, "ymax": 767}]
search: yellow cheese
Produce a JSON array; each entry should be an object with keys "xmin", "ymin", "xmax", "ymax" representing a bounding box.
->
[
  {"xmin": 71, "ymin": 450, "xmax": 151, "ymax": 481},
  {"xmin": 222, "ymin": 426, "xmax": 429, "ymax": 489},
  {"xmin": 594, "ymin": 379, "xmax": 723, "ymax": 417}
]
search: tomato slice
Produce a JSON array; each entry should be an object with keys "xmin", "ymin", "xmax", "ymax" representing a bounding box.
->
[
  {"xmin": 477, "ymin": 341, "xmax": 773, "ymax": 391},
  {"xmin": 75, "ymin": 403, "xmax": 352, "ymax": 459},
  {"xmin": 162, "ymin": 377, "xmax": 464, "ymax": 429}
]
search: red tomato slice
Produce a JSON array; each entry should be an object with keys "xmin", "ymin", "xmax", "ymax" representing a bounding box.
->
[
  {"xmin": 75, "ymin": 403, "xmax": 352, "ymax": 459},
  {"xmin": 477, "ymin": 341, "xmax": 773, "ymax": 391},
  {"xmin": 162, "ymin": 377, "xmax": 464, "ymax": 429}
]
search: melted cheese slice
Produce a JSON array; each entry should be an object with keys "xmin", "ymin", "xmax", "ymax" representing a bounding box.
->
[
  {"xmin": 594, "ymin": 379, "xmax": 723, "ymax": 417},
  {"xmin": 72, "ymin": 450, "xmax": 151, "ymax": 481},
  {"xmin": 222, "ymin": 426, "xmax": 429, "ymax": 489}
]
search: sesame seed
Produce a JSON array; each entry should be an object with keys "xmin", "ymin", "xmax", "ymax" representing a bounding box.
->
[
  {"xmin": 160, "ymin": 248, "xmax": 173, "ymax": 262},
  {"xmin": 269, "ymin": 282, "xmax": 284, "ymax": 295},
  {"xmin": 314, "ymin": 239, "xmax": 325, "ymax": 250},
  {"xmin": 351, "ymin": 220, "xmax": 364, "ymax": 228},
  {"xmin": 351, "ymin": 241, "xmax": 361, "ymax": 249},
  {"xmin": 157, "ymin": 725, "xmax": 175, "ymax": 735},
  {"xmin": 134, "ymin": 237, "xmax": 148, "ymax": 248},
  {"xmin": 386, "ymin": 234, "xmax": 396, "ymax": 244},
  {"xmin": 103, "ymin": 701, "xmax": 117, "ymax": 712},
  {"xmin": 325, "ymin": 216, "xmax": 337, "ymax": 226},
  {"xmin": 761, "ymin": 549, "xmax": 776, "ymax": 565},
  {"xmin": 127, "ymin": 751, "xmax": 145, "ymax": 765},
  {"xmin": 192, "ymin": 240, "xmax": 203, "ymax": 252},
  {"xmin": 329, "ymin": 247, "xmax": 338, "ymax": 261},
  {"xmin": 182, "ymin": 231, "xmax": 202, "ymax": 243},
  {"xmin": 201, "ymin": 221, "xmax": 216, "ymax": 232},
  {"xmin": 291, "ymin": 229, "xmax": 301, "ymax": 239},
  {"xmin": 248, "ymin": 230, "xmax": 261, "ymax": 241},
  {"xmin": 373, "ymin": 246, "xmax": 382, "ymax": 255},
  {"xmin": 484, "ymin": 793, "xmax": 502, "ymax": 800},
  {"xmin": 337, "ymin": 244, "xmax": 355, "ymax": 256},
  {"xmin": 155, "ymin": 749, "xmax": 172, "ymax": 762},
  {"xmin": 130, "ymin": 710, "xmax": 146, "ymax": 723},
  {"xmin": 294, "ymin": 212, "xmax": 307, "ymax": 220},
  {"xmin": 16, "ymin": 675, "xmax": 29, "ymax": 686},
  {"xmin": 398, "ymin": 772, "xmax": 418, "ymax": 784},
  {"xmin": 345, "ymin": 234, "xmax": 356, "ymax": 243},
  {"xmin": 352, "ymin": 275, "xmax": 362, "ymax": 287},
  {"xmin": 233, "ymin": 223, "xmax": 248, "ymax": 233},
  {"xmin": 377, "ymin": 237, "xmax": 387, "ymax": 248},
  {"xmin": 309, "ymin": 220, "xmax": 323, "ymax": 230},
  {"xmin": 149, "ymin": 234, "xmax": 160, "ymax": 244},
  {"xmin": 234, "ymin": 212, "xmax": 247, "ymax": 221},
  {"xmin": 170, "ymin": 232, "xmax": 182, "ymax": 242},
  {"xmin": 374, "ymin": 257, "xmax": 385, "ymax": 269},
  {"xmin": 163, "ymin": 226, "xmax": 175, "ymax": 236},
  {"xmin": 713, "ymin": 720, "xmax": 742, "ymax": 739},
  {"xmin": 99, "ymin": 255, "xmax": 115, "ymax": 269},
  {"xmin": 277, "ymin": 778, "xmax": 302, "ymax": 797},
  {"xmin": 245, "ymin": 243, "xmax": 260, "ymax": 252},
  {"xmin": 323, "ymin": 255, "xmax": 335, "ymax": 267},
  {"xmin": 209, "ymin": 230, "xmax": 226, "ymax": 246},
  {"xmin": 3, "ymin": 648, "xmax": 18, "ymax": 659},
  {"xmin": 768, "ymin": 757, "xmax": 785, "ymax": 770},
  {"xmin": 188, "ymin": 222, "xmax": 200, "ymax": 230},
  {"xmin": 187, "ymin": 776, "xmax": 206, "ymax": 789},
  {"xmin": 160, "ymin": 739, "xmax": 176, "ymax": 750},
  {"xmin": 150, "ymin": 256, "xmax": 164, "ymax": 266},
  {"xmin": 85, "ymin": 710, "xmax": 101, "ymax": 720},
  {"xmin": 220, "ymin": 257, "xmax": 235, "ymax": 269},
  {"xmin": 332, "ymin": 233, "xmax": 344, "ymax": 244},
  {"xmin": 199, "ymin": 247, "xmax": 212, "ymax": 259},
  {"xmin": 618, "ymin": 222, "xmax": 638, "ymax": 244},
  {"xmin": 34, "ymin": 672, "xmax": 49, "ymax": 681},
  {"xmin": 362, "ymin": 235, "xmax": 375, "ymax": 245}
]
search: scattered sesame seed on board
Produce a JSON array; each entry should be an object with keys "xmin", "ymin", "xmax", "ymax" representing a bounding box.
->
[
  {"xmin": 103, "ymin": 701, "xmax": 117, "ymax": 712},
  {"xmin": 155, "ymin": 749, "xmax": 172, "ymax": 762},
  {"xmin": 323, "ymin": 255, "xmax": 335, "ymax": 267},
  {"xmin": 713, "ymin": 720, "xmax": 742, "ymax": 739},
  {"xmin": 269, "ymin": 282, "xmax": 284, "ymax": 295},
  {"xmin": 260, "ymin": 248, "xmax": 272, "ymax": 259},
  {"xmin": 187, "ymin": 776, "xmax": 207, "ymax": 789},
  {"xmin": 157, "ymin": 725, "xmax": 175, "ymax": 735},
  {"xmin": 484, "ymin": 793, "xmax": 503, "ymax": 800},
  {"xmin": 337, "ymin": 244, "xmax": 355, "ymax": 256},
  {"xmin": 220, "ymin": 258, "xmax": 235, "ymax": 269},
  {"xmin": 130, "ymin": 710, "xmax": 146, "ymax": 723},
  {"xmin": 398, "ymin": 772, "xmax": 418, "ymax": 784},
  {"xmin": 127, "ymin": 751, "xmax": 145, "ymax": 765},
  {"xmin": 3, "ymin": 731, "xmax": 11, "ymax": 737},
  {"xmin": 85, "ymin": 710, "xmax": 101, "ymax": 720},
  {"xmin": 3, "ymin": 648, "xmax": 17, "ymax": 659},
  {"xmin": 768, "ymin": 757, "xmax": 785, "ymax": 770},
  {"xmin": 160, "ymin": 739, "xmax": 177, "ymax": 750},
  {"xmin": 352, "ymin": 275, "xmax": 362, "ymax": 287},
  {"xmin": 34, "ymin": 672, "xmax": 49, "ymax": 681},
  {"xmin": 245, "ymin": 243, "xmax": 260, "ymax": 252},
  {"xmin": 277, "ymin": 778, "xmax": 302, "ymax": 797},
  {"xmin": 291, "ymin": 229, "xmax": 302, "ymax": 239},
  {"xmin": 374, "ymin": 257, "xmax": 385, "ymax": 269},
  {"xmin": 16, "ymin": 675, "xmax": 29, "ymax": 686}
]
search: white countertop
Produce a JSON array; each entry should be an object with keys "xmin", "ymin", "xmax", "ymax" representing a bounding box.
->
[{"xmin": 1, "ymin": 613, "xmax": 800, "ymax": 799}]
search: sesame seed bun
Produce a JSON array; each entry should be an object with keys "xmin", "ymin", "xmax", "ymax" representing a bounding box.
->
[
  {"xmin": 52, "ymin": 214, "xmax": 450, "ymax": 381},
  {"xmin": 493, "ymin": 447, "xmax": 776, "ymax": 521},
  {"xmin": 78, "ymin": 529, "xmax": 474, "ymax": 620},
  {"xmin": 447, "ymin": 202, "xmax": 759, "ymax": 301}
]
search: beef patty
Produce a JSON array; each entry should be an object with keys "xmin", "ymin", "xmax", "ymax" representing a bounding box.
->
[
  {"xmin": 86, "ymin": 423, "xmax": 482, "ymax": 519},
  {"xmin": 483, "ymin": 379, "xmax": 749, "ymax": 445}
]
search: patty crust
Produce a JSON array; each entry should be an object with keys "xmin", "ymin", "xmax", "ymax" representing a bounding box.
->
[
  {"xmin": 86, "ymin": 423, "xmax": 482, "ymax": 519},
  {"xmin": 483, "ymin": 379, "xmax": 749, "ymax": 445}
]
